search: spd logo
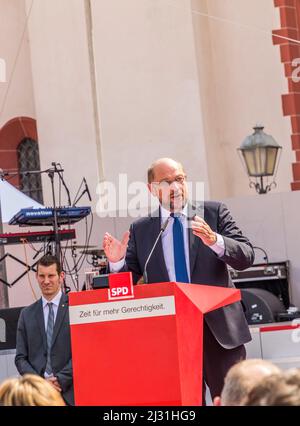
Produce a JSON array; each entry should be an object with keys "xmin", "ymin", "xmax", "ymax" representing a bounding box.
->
[{"xmin": 108, "ymin": 271, "xmax": 134, "ymax": 300}]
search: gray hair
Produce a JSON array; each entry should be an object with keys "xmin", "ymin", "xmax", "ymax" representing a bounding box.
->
[
  {"xmin": 221, "ymin": 359, "xmax": 281, "ymax": 406},
  {"xmin": 245, "ymin": 368, "xmax": 300, "ymax": 406}
]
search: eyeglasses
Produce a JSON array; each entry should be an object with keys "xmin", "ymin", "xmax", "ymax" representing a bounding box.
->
[{"xmin": 151, "ymin": 175, "xmax": 186, "ymax": 187}]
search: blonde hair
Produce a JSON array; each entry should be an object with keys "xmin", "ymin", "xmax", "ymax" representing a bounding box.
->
[{"xmin": 0, "ymin": 374, "xmax": 65, "ymax": 406}]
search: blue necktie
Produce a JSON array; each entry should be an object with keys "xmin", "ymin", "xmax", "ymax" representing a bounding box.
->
[
  {"xmin": 45, "ymin": 302, "xmax": 54, "ymax": 375},
  {"xmin": 172, "ymin": 214, "xmax": 189, "ymax": 283}
]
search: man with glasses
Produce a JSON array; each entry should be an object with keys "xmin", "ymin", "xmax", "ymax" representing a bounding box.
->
[{"xmin": 103, "ymin": 157, "xmax": 254, "ymax": 402}]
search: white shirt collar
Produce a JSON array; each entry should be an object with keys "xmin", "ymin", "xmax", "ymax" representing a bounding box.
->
[
  {"xmin": 160, "ymin": 203, "xmax": 188, "ymax": 220},
  {"xmin": 42, "ymin": 289, "xmax": 62, "ymax": 308}
]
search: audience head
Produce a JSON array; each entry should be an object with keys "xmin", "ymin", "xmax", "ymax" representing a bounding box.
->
[
  {"xmin": 214, "ymin": 359, "xmax": 281, "ymax": 406},
  {"xmin": 245, "ymin": 368, "xmax": 300, "ymax": 406},
  {"xmin": 0, "ymin": 374, "xmax": 65, "ymax": 406}
]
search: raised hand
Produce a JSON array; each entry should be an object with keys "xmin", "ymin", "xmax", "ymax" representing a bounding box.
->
[
  {"xmin": 191, "ymin": 215, "xmax": 217, "ymax": 246},
  {"xmin": 102, "ymin": 231, "xmax": 130, "ymax": 262}
]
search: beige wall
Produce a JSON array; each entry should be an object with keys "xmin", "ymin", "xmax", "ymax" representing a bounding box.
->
[
  {"xmin": 25, "ymin": 0, "xmax": 100, "ymax": 207},
  {"xmin": 25, "ymin": 0, "xmax": 212, "ymax": 202},
  {"xmin": 0, "ymin": 0, "xmax": 36, "ymax": 308},
  {"xmin": 24, "ymin": 0, "xmax": 294, "ymax": 200},
  {"xmin": 91, "ymin": 0, "xmax": 210, "ymax": 194},
  {"xmin": 192, "ymin": 0, "xmax": 293, "ymax": 199},
  {"xmin": 0, "ymin": 0, "xmax": 35, "ymax": 126}
]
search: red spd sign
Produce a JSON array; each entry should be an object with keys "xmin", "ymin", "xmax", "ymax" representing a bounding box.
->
[{"xmin": 108, "ymin": 272, "xmax": 134, "ymax": 300}]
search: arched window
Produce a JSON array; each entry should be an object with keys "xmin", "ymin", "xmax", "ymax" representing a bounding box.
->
[{"xmin": 17, "ymin": 138, "xmax": 43, "ymax": 204}]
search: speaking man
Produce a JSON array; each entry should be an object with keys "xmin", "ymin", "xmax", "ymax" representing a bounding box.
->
[{"xmin": 103, "ymin": 158, "xmax": 254, "ymax": 400}]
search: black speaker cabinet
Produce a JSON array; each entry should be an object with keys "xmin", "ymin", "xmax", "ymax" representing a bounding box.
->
[
  {"xmin": 231, "ymin": 262, "xmax": 290, "ymax": 309},
  {"xmin": 241, "ymin": 288, "xmax": 286, "ymax": 325},
  {"xmin": 0, "ymin": 307, "xmax": 23, "ymax": 350}
]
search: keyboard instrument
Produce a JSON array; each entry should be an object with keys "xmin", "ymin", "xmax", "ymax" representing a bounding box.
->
[
  {"xmin": 9, "ymin": 206, "xmax": 91, "ymax": 226},
  {"xmin": 0, "ymin": 229, "xmax": 76, "ymax": 245}
]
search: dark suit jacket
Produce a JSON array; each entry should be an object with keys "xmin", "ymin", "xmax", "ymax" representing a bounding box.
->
[
  {"xmin": 124, "ymin": 201, "xmax": 254, "ymax": 349},
  {"xmin": 15, "ymin": 293, "xmax": 74, "ymax": 405}
]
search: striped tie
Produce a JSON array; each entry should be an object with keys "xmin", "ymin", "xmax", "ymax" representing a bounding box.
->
[{"xmin": 45, "ymin": 302, "xmax": 54, "ymax": 375}]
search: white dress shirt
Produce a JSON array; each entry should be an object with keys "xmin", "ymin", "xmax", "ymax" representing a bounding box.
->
[
  {"xmin": 42, "ymin": 289, "xmax": 62, "ymax": 331},
  {"xmin": 110, "ymin": 204, "xmax": 225, "ymax": 280}
]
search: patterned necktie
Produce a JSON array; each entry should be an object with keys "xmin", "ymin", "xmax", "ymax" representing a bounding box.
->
[
  {"xmin": 45, "ymin": 302, "xmax": 54, "ymax": 375},
  {"xmin": 171, "ymin": 214, "xmax": 189, "ymax": 283}
]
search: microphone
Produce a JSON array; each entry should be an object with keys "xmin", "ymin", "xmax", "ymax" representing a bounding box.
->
[
  {"xmin": 143, "ymin": 216, "xmax": 171, "ymax": 284},
  {"xmin": 83, "ymin": 177, "xmax": 92, "ymax": 202}
]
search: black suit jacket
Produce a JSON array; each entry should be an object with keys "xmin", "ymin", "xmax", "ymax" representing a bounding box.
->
[
  {"xmin": 124, "ymin": 201, "xmax": 254, "ymax": 349},
  {"xmin": 15, "ymin": 293, "xmax": 74, "ymax": 405}
]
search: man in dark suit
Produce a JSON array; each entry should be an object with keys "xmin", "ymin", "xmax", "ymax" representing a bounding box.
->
[
  {"xmin": 15, "ymin": 254, "xmax": 74, "ymax": 405},
  {"xmin": 103, "ymin": 158, "xmax": 254, "ymax": 401}
]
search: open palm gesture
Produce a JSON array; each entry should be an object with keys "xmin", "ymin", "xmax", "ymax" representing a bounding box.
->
[{"xmin": 103, "ymin": 231, "xmax": 130, "ymax": 262}]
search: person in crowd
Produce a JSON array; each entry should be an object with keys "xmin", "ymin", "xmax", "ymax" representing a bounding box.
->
[
  {"xmin": 15, "ymin": 254, "xmax": 74, "ymax": 405},
  {"xmin": 244, "ymin": 368, "xmax": 300, "ymax": 406},
  {"xmin": 0, "ymin": 374, "xmax": 65, "ymax": 406},
  {"xmin": 213, "ymin": 358, "xmax": 281, "ymax": 406}
]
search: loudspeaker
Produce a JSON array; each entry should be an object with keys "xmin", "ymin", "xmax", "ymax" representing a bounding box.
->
[
  {"xmin": 241, "ymin": 288, "xmax": 285, "ymax": 325},
  {"xmin": 0, "ymin": 307, "xmax": 23, "ymax": 350},
  {"xmin": 92, "ymin": 274, "xmax": 109, "ymax": 289}
]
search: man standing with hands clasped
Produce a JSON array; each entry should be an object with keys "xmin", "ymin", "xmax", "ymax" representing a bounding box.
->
[
  {"xmin": 15, "ymin": 254, "xmax": 74, "ymax": 405},
  {"xmin": 103, "ymin": 158, "xmax": 254, "ymax": 401}
]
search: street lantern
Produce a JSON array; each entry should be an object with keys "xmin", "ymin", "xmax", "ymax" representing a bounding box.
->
[{"xmin": 238, "ymin": 125, "xmax": 282, "ymax": 194}]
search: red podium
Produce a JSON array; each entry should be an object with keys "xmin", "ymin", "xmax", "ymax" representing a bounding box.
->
[{"xmin": 69, "ymin": 282, "xmax": 241, "ymax": 406}]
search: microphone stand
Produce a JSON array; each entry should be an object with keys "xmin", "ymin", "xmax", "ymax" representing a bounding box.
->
[
  {"xmin": 52, "ymin": 162, "xmax": 71, "ymax": 206},
  {"xmin": 143, "ymin": 216, "xmax": 171, "ymax": 284},
  {"xmin": 71, "ymin": 245, "xmax": 80, "ymax": 291},
  {"xmin": 0, "ymin": 168, "xmax": 60, "ymax": 259},
  {"xmin": 1, "ymin": 165, "xmax": 72, "ymax": 292},
  {"xmin": 47, "ymin": 168, "xmax": 60, "ymax": 261},
  {"xmin": 73, "ymin": 188, "xmax": 87, "ymax": 206},
  {"xmin": 0, "ymin": 170, "xmax": 9, "ymax": 307},
  {"xmin": 72, "ymin": 178, "xmax": 91, "ymax": 206},
  {"xmin": 47, "ymin": 164, "xmax": 71, "ymax": 292}
]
